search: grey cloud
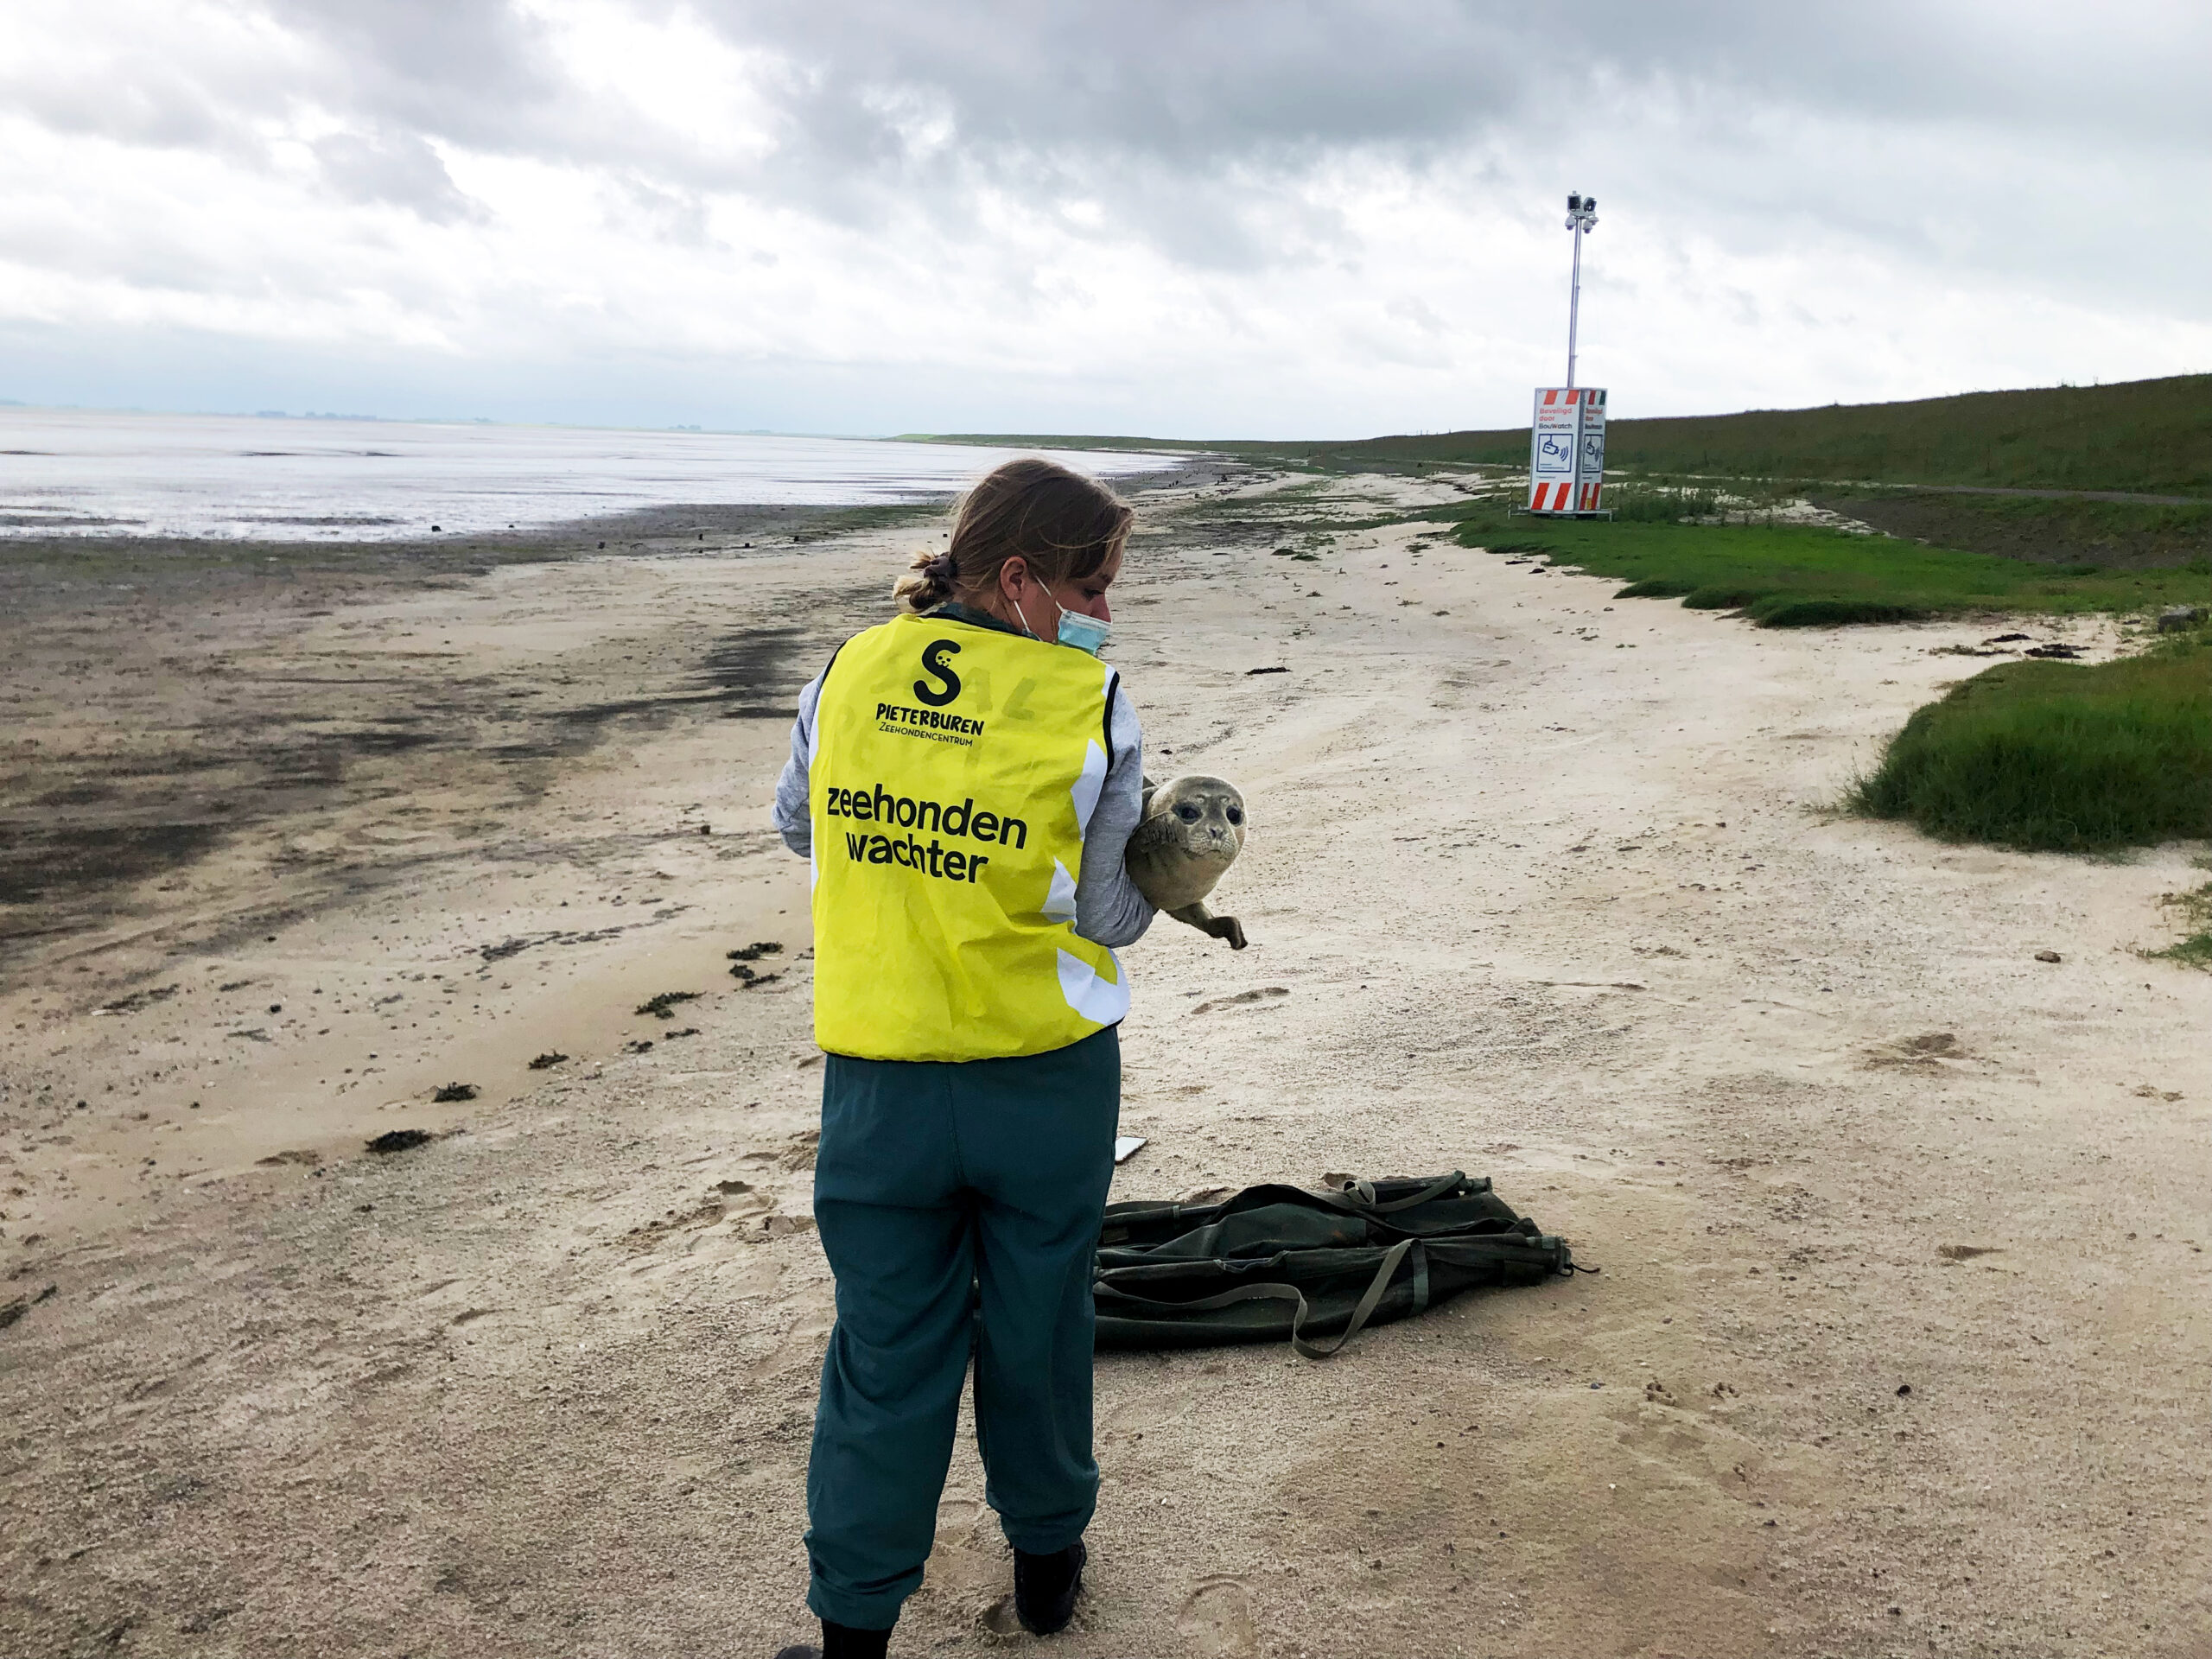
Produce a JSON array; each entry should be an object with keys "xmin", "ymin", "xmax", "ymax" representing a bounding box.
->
[
  {"xmin": 601, "ymin": 175, "xmax": 717, "ymax": 248},
  {"xmin": 494, "ymin": 1, "xmax": 2212, "ymax": 284},
  {"xmin": 0, "ymin": 213, "xmax": 243, "ymax": 297},
  {"xmin": 20, "ymin": 3, "xmax": 2209, "ymax": 190},
  {"xmin": 0, "ymin": 34, "xmax": 276, "ymax": 163},
  {"xmin": 713, "ymin": 1, "xmax": 1528, "ymax": 168},
  {"xmin": 314, "ymin": 130, "xmax": 486, "ymax": 223},
  {"xmin": 9, "ymin": 0, "xmax": 2208, "ymax": 312},
  {"xmin": 1387, "ymin": 295, "xmax": 1449, "ymax": 335},
  {"xmin": 4, "ymin": 69, "xmax": 233, "ymax": 152},
  {"xmin": 267, "ymin": 0, "xmax": 565, "ymax": 146},
  {"xmin": 686, "ymin": 0, "xmax": 2209, "ymax": 176}
]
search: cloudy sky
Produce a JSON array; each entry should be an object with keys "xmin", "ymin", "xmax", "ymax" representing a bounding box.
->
[{"xmin": 3, "ymin": 0, "xmax": 2207, "ymax": 437}]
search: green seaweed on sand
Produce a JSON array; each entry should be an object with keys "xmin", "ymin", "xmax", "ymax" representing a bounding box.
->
[{"xmin": 787, "ymin": 502, "xmax": 946, "ymax": 543}]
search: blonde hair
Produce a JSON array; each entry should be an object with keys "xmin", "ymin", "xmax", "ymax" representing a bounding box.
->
[{"xmin": 894, "ymin": 457, "xmax": 1134, "ymax": 613}]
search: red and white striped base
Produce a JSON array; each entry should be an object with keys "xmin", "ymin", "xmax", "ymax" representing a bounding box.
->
[{"xmin": 1528, "ymin": 480, "xmax": 1602, "ymax": 513}]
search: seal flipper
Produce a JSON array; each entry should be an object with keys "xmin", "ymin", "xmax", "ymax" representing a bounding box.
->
[{"xmin": 1166, "ymin": 900, "xmax": 1247, "ymax": 950}]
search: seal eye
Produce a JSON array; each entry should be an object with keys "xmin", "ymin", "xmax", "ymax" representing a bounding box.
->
[
  {"xmin": 1224, "ymin": 806, "xmax": 1243, "ymax": 825},
  {"xmin": 1174, "ymin": 804, "xmax": 1201, "ymax": 823}
]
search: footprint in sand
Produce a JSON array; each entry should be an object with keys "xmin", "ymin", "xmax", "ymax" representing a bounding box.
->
[
  {"xmin": 1177, "ymin": 1578, "xmax": 1258, "ymax": 1656},
  {"xmin": 753, "ymin": 1306, "xmax": 834, "ymax": 1380},
  {"xmin": 918, "ymin": 1496, "xmax": 1007, "ymax": 1611}
]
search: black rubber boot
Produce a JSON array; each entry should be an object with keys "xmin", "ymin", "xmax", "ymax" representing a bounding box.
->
[
  {"xmin": 1013, "ymin": 1541, "xmax": 1087, "ymax": 1636},
  {"xmin": 773, "ymin": 1618, "xmax": 890, "ymax": 1659}
]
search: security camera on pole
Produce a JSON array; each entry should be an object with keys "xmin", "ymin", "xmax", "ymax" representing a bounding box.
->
[{"xmin": 1527, "ymin": 191, "xmax": 1609, "ymax": 516}]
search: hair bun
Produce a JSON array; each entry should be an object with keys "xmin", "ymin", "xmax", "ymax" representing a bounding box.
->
[{"xmin": 893, "ymin": 543, "xmax": 958, "ymax": 612}]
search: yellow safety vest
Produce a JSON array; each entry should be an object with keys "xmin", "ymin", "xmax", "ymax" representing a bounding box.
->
[{"xmin": 807, "ymin": 613, "xmax": 1129, "ymax": 1061}]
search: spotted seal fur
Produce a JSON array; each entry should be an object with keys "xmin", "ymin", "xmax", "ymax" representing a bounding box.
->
[{"xmin": 1125, "ymin": 774, "xmax": 1248, "ymax": 949}]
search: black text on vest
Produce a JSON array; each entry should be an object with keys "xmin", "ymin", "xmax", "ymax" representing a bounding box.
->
[{"xmin": 913, "ymin": 639, "xmax": 962, "ymax": 707}]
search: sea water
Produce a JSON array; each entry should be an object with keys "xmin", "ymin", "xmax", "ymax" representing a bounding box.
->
[{"xmin": 0, "ymin": 408, "xmax": 1171, "ymax": 541}]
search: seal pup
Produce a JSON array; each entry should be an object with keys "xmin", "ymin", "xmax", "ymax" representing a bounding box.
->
[{"xmin": 1125, "ymin": 774, "xmax": 1248, "ymax": 949}]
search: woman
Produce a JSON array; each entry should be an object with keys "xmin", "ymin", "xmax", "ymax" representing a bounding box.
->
[{"xmin": 770, "ymin": 458, "xmax": 1154, "ymax": 1658}]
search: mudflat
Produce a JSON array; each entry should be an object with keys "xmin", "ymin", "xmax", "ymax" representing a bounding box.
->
[{"xmin": 2, "ymin": 473, "xmax": 2206, "ymax": 1657}]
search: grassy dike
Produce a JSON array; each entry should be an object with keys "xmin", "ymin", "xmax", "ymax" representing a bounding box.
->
[
  {"xmin": 1802, "ymin": 490, "xmax": 2212, "ymax": 569},
  {"xmin": 918, "ymin": 371, "xmax": 2212, "ymax": 493}
]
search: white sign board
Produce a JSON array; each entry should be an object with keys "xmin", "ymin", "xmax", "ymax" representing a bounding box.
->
[{"xmin": 1527, "ymin": 386, "xmax": 1606, "ymax": 512}]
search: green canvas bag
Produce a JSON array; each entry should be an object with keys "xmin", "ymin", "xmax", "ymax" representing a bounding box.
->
[{"xmin": 1093, "ymin": 1173, "xmax": 1577, "ymax": 1357}]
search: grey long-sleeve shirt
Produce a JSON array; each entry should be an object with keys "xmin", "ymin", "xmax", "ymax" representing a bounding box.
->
[{"xmin": 772, "ymin": 614, "xmax": 1155, "ymax": 950}]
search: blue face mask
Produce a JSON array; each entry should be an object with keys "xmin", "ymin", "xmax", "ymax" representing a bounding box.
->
[
  {"xmin": 1018, "ymin": 590, "xmax": 1112, "ymax": 656},
  {"xmin": 1055, "ymin": 606, "xmax": 1112, "ymax": 656}
]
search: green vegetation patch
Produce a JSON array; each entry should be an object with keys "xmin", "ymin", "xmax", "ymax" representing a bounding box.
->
[
  {"xmin": 1750, "ymin": 597, "xmax": 1929, "ymax": 627},
  {"xmin": 1436, "ymin": 508, "xmax": 2212, "ymax": 627},
  {"xmin": 1847, "ymin": 645, "xmax": 2212, "ymax": 853},
  {"xmin": 1605, "ymin": 485, "xmax": 1721, "ymax": 522},
  {"xmin": 2152, "ymin": 880, "xmax": 2212, "ymax": 968}
]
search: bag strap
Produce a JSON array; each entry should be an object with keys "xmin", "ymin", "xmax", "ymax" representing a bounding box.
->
[
  {"xmin": 1112, "ymin": 1173, "xmax": 1474, "ymax": 1237},
  {"xmin": 1096, "ymin": 1238, "xmax": 1423, "ymax": 1360},
  {"xmin": 1310, "ymin": 1172, "xmax": 1468, "ymax": 1217}
]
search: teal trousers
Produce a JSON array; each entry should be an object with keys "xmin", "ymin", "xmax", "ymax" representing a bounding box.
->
[{"xmin": 804, "ymin": 1026, "xmax": 1121, "ymax": 1630}]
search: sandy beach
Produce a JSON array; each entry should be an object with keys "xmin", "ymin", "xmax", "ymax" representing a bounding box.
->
[{"xmin": 3, "ymin": 471, "xmax": 2208, "ymax": 1658}]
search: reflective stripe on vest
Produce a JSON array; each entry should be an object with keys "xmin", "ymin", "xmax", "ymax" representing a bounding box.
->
[{"xmin": 808, "ymin": 613, "xmax": 1128, "ymax": 1061}]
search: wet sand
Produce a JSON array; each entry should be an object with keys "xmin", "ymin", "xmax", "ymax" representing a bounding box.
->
[{"xmin": 2, "ymin": 472, "xmax": 2207, "ymax": 1657}]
